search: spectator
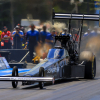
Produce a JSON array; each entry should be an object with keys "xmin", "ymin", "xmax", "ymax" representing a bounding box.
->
[
  {"xmin": 82, "ymin": 29, "xmax": 92, "ymax": 42},
  {"xmin": 17, "ymin": 24, "xmax": 21, "ymax": 30},
  {"xmin": 1, "ymin": 26, "xmax": 12, "ymax": 49},
  {"xmin": 17, "ymin": 23, "xmax": 25, "ymax": 34},
  {"xmin": 40, "ymin": 25, "xmax": 50, "ymax": 45},
  {"xmin": 12, "ymin": 26, "xmax": 23, "ymax": 49},
  {"xmin": 91, "ymin": 26, "xmax": 98, "ymax": 37},
  {"xmin": 20, "ymin": 26, "xmax": 26, "ymax": 46},
  {"xmin": 83, "ymin": 29, "xmax": 91, "ymax": 38},
  {"xmin": 26, "ymin": 24, "xmax": 40, "ymax": 62}
]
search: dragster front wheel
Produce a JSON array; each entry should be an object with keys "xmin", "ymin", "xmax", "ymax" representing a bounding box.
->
[
  {"xmin": 39, "ymin": 67, "xmax": 44, "ymax": 89},
  {"xmin": 12, "ymin": 66, "xmax": 18, "ymax": 88}
]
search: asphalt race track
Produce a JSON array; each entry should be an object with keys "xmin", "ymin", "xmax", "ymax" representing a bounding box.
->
[{"xmin": 0, "ymin": 58, "xmax": 99, "ymax": 100}]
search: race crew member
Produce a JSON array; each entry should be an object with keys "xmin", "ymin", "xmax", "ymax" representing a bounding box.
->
[
  {"xmin": 51, "ymin": 29, "xmax": 57, "ymax": 36},
  {"xmin": 60, "ymin": 28, "xmax": 72, "ymax": 38},
  {"xmin": 12, "ymin": 26, "xmax": 24, "ymax": 49},
  {"xmin": 52, "ymin": 27, "xmax": 58, "ymax": 35},
  {"xmin": 60, "ymin": 28, "xmax": 68, "ymax": 36},
  {"xmin": 45, "ymin": 30, "xmax": 56, "ymax": 47},
  {"xmin": 40, "ymin": 25, "xmax": 50, "ymax": 45},
  {"xmin": 1, "ymin": 26, "xmax": 12, "ymax": 49},
  {"xmin": 26, "ymin": 24, "xmax": 40, "ymax": 61}
]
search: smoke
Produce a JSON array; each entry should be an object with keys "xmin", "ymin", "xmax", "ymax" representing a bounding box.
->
[
  {"xmin": 43, "ymin": 21, "xmax": 66, "ymax": 33},
  {"xmin": 80, "ymin": 51, "xmax": 93, "ymax": 61},
  {"xmin": 52, "ymin": 22, "xmax": 66, "ymax": 33},
  {"xmin": 85, "ymin": 36, "xmax": 100, "ymax": 56},
  {"xmin": 80, "ymin": 35, "xmax": 100, "ymax": 61},
  {"xmin": 35, "ymin": 43, "xmax": 52, "ymax": 58}
]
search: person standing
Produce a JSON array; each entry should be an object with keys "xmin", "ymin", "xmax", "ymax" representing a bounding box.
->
[
  {"xmin": 40, "ymin": 25, "xmax": 50, "ymax": 45},
  {"xmin": 26, "ymin": 24, "xmax": 40, "ymax": 61},
  {"xmin": 1, "ymin": 26, "xmax": 12, "ymax": 49},
  {"xmin": 60, "ymin": 28, "xmax": 68, "ymax": 36},
  {"xmin": 12, "ymin": 26, "xmax": 24, "ymax": 49},
  {"xmin": 45, "ymin": 29, "xmax": 56, "ymax": 47}
]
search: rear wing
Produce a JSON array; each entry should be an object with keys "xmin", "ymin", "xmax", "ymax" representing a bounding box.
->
[
  {"xmin": 52, "ymin": 9, "xmax": 100, "ymax": 21},
  {"xmin": 52, "ymin": 9, "xmax": 100, "ymax": 54}
]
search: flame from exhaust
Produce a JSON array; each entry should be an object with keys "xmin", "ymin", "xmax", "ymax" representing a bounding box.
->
[{"xmin": 35, "ymin": 43, "xmax": 52, "ymax": 58}]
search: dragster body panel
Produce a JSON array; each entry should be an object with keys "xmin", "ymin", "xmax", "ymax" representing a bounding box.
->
[{"xmin": 23, "ymin": 48, "xmax": 69, "ymax": 79}]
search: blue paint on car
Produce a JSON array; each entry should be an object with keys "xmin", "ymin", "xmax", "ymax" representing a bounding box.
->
[{"xmin": 0, "ymin": 68, "xmax": 30, "ymax": 76}]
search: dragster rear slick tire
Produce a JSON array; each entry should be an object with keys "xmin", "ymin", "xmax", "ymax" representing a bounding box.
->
[
  {"xmin": 80, "ymin": 51, "xmax": 96, "ymax": 79},
  {"xmin": 85, "ymin": 57, "xmax": 96, "ymax": 79},
  {"xmin": 39, "ymin": 67, "xmax": 44, "ymax": 89},
  {"xmin": 12, "ymin": 66, "xmax": 18, "ymax": 88}
]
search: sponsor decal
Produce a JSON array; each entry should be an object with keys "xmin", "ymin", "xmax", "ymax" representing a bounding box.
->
[
  {"xmin": 54, "ymin": 49, "xmax": 60, "ymax": 59},
  {"xmin": 47, "ymin": 64, "xmax": 57, "ymax": 73}
]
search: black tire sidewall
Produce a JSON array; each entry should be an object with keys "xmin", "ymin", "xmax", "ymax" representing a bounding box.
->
[
  {"xmin": 94, "ymin": 57, "xmax": 96, "ymax": 77},
  {"xmin": 12, "ymin": 66, "xmax": 18, "ymax": 88},
  {"xmin": 85, "ymin": 56, "xmax": 96, "ymax": 79},
  {"xmin": 39, "ymin": 67, "xmax": 44, "ymax": 89}
]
